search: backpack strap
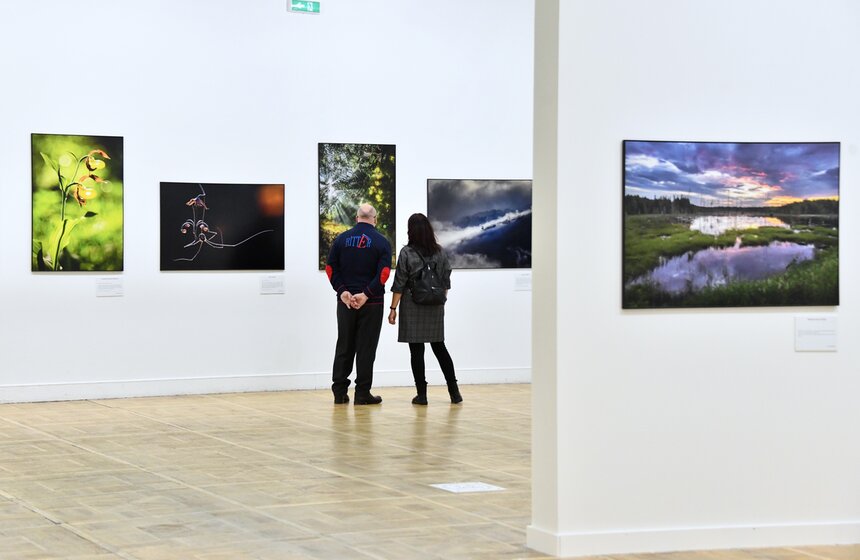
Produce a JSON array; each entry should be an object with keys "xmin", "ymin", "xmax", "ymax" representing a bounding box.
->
[{"xmin": 407, "ymin": 248, "xmax": 432, "ymax": 290}]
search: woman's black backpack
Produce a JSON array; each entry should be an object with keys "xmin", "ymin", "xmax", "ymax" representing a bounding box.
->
[{"xmin": 410, "ymin": 252, "xmax": 447, "ymax": 305}]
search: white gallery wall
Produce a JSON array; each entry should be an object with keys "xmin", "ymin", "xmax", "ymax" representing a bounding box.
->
[
  {"xmin": 531, "ymin": 0, "xmax": 860, "ymax": 557},
  {"xmin": 0, "ymin": 0, "xmax": 535, "ymax": 401}
]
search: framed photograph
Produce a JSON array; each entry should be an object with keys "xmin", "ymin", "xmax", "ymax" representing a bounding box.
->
[
  {"xmin": 623, "ymin": 140, "xmax": 839, "ymax": 309},
  {"xmin": 427, "ymin": 179, "xmax": 532, "ymax": 269},
  {"xmin": 318, "ymin": 143, "xmax": 396, "ymax": 269},
  {"xmin": 160, "ymin": 182, "xmax": 285, "ymax": 271},
  {"xmin": 32, "ymin": 133, "xmax": 124, "ymax": 271}
]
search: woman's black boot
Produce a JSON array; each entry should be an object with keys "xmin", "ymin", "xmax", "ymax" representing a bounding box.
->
[
  {"xmin": 447, "ymin": 382, "xmax": 463, "ymax": 404},
  {"xmin": 412, "ymin": 382, "xmax": 428, "ymax": 405}
]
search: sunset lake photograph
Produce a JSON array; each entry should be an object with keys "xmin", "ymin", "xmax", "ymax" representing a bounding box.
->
[{"xmin": 623, "ymin": 141, "xmax": 839, "ymax": 309}]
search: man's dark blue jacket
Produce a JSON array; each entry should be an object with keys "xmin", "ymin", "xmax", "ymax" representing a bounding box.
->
[{"xmin": 326, "ymin": 222, "xmax": 392, "ymax": 305}]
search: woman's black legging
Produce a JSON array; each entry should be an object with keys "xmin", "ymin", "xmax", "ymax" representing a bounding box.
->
[{"xmin": 408, "ymin": 342, "xmax": 457, "ymax": 386}]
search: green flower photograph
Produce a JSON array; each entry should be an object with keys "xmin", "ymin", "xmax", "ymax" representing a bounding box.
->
[{"xmin": 32, "ymin": 133, "xmax": 124, "ymax": 271}]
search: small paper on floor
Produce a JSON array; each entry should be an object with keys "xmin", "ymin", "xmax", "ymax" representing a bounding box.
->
[{"xmin": 431, "ymin": 482, "xmax": 505, "ymax": 493}]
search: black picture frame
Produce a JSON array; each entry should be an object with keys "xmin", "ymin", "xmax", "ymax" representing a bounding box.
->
[
  {"xmin": 622, "ymin": 140, "xmax": 840, "ymax": 309},
  {"xmin": 427, "ymin": 178, "xmax": 533, "ymax": 269},
  {"xmin": 318, "ymin": 142, "xmax": 396, "ymax": 270},
  {"xmin": 160, "ymin": 182, "xmax": 285, "ymax": 271},
  {"xmin": 31, "ymin": 132, "xmax": 125, "ymax": 272}
]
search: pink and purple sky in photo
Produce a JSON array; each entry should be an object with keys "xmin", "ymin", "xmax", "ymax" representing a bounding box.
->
[{"xmin": 624, "ymin": 141, "xmax": 839, "ymax": 208}]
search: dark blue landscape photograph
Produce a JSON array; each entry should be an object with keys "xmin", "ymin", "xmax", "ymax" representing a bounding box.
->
[
  {"xmin": 623, "ymin": 141, "xmax": 839, "ymax": 309},
  {"xmin": 428, "ymin": 179, "xmax": 532, "ymax": 269}
]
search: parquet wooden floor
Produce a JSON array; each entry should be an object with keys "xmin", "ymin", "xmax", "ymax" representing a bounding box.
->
[{"xmin": 0, "ymin": 384, "xmax": 856, "ymax": 559}]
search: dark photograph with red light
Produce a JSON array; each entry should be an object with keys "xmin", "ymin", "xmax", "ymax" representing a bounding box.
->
[{"xmin": 160, "ymin": 182, "xmax": 285, "ymax": 271}]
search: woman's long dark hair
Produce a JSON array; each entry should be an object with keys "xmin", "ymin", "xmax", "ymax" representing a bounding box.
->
[{"xmin": 407, "ymin": 213, "xmax": 442, "ymax": 256}]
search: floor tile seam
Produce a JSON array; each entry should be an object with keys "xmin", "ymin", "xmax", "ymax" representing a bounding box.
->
[
  {"xmin": 490, "ymin": 517, "xmax": 534, "ymax": 534},
  {"xmin": 81, "ymin": 405, "xmax": 447, "ymax": 497},
  {"xmin": 45, "ymin": 523, "xmax": 140, "ymax": 560},
  {"xmin": 0, "ymin": 416, "xmax": 329, "ymax": 539},
  {"xmin": 320, "ymin": 519, "xmax": 513, "ymax": 539},
  {"xmin": 309, "ymin": 475, "xmax": 516, "ymax": 529},
  {"xmin": 97, "ymin": 398, "xmax": 390, "ymax": 447},
  {"xmin": 254, "ymin": 495, "xmax": 415, "ymax": 512},
  {"xmin": 90, "ymin": 402, "xmax": 533, "ymax": 499},
  {"xmin": 75, "ymin": 398, "xmax": 524, "ymax": 542},
  {"xmin": 82, "ymin": 405, "xmax": 341, "ymax": 463},
  {"xmin": 393, "ymin": 418, "xmax": 531, "ymax": 439},
  {"xmin": 213, "ymin": 495, "xmax": 415, "ymax": 509},
  {"xmin": 322, "ymin": 521, "xmax": 533, "ymax": 556},
  {"xmin": 389, "ymin": 425, "xmax": 531, "ymax": 444},
  {"xmin": 0, "ymin": 487, "xmax": 136, "ymax": 559},
  {"xmin": 263, "ymin": 486, "xmax": 501, "ymax": 529},
  {"xmin": 785, "ymin": 548, "xmax": 837, "ymax": 560},
  {"xmin": 0, "ymin": 418, "xmax": 139, "ymax": 472},
  {"xmin": 0, "ymin": 487, "xmax": 65, "ymax": 525},
  {"xmin": 280, "ymin": 453, "xmax": 488, "ymax": 481},
  {"xmin": 403, "ymin": 492, "xmax": 529, "ymax": 533},
  {"xmin": 93, "ymin": 394, "xmax": 524, "ymax": 446},
  {"xmin": 0, "ymin": 434, "xmax": 525, "ymax": 503},
  {"xmin": 265, "ymin": 428, "xmax": 530, "ymax": 467},
  {"xmin": 204, "ymin": 392, "xmax": 528, "ymax": 436},
  {"xmin": 0, "ymin": 415, "xmax": 63, "ymax": 439},
  {"xmin": 94, "ymin": 399, "xmax": 519, "ymax": 484},
  {"xmin": 91, "ymin": 406, "xmax": 464, "ymax": 502},
  {"xmin": 405, "ymin": 453, "xmax": 531, "ymax": 478}
]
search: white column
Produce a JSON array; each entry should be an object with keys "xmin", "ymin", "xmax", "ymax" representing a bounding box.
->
[
  {"xmin": 528, "ymin": 0, "xmax": 561, "ymax": 554},
  {"xmin": 529, "ymin": 0, "xmax": 860, "ymax": 557}
]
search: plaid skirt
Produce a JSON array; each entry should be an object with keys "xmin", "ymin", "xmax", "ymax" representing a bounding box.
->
[{"xmin": 398, "ymin": 289, "xmax": 445, "ymax": 343}]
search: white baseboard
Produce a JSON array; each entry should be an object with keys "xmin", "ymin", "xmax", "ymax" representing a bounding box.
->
[
  {"xmin": 0, "ymin": 367, "xmax": 530, "ymax": 403},
  {"xmin": 527, "ymin": 522, "xmax": 860, "ymax": 558}
]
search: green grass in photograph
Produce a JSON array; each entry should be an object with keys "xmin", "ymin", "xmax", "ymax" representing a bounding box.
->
[
  {"xmin": 623, "ymin": 215, "xmax": 838, "ymax": 308},
  {"xmin": 624, "ymin": 246, "xmax": 839, "ymax": 308},
  {"xmin": 623, "ymin": 216, "xmax": 737, "ymax": 282}
]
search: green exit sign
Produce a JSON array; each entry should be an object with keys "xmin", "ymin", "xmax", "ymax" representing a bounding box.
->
[{"xmin": 289, "ymin": 0, "xmax": 320, "ymax": 14}]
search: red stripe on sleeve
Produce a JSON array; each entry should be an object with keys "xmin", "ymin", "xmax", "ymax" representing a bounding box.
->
[
  {"xmin": 380, "ymin": 267, "xmax": 391, "ymax": 284},
  {"xmin": 325, "ymin": 265, "xmax": 333, "ymax": 281}
]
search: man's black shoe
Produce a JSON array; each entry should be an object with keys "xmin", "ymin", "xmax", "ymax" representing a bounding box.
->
[
  {"xmin": 354, "ymin": 393, "xmax": 382, "ymax": 405},
  {"xmin": 333, "ymin": 394, "xmax": 350, "ymax": 404}
]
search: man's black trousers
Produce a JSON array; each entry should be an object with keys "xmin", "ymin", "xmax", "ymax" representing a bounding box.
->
[{"xmin": 332, "ymin": 301, "xmax": 384, "ymax": 396}]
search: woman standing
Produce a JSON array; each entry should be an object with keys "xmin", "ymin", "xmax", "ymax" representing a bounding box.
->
[{"xmin": 388, "ymin": 213, "xmax": 462, "ymax": 405}]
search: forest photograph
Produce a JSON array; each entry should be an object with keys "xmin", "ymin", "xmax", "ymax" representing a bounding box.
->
[
  {"xmin": 318, "ymin": 143, "xmax": 396, "ymax": 269},
  {"xmin": 623, "ymin": 141, "xmax": 839, "ymax": 309}
]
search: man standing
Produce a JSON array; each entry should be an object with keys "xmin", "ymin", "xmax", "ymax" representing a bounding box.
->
[{"xmin": 326, "ymin": 203, "xmax": 392, "ymax": 405}]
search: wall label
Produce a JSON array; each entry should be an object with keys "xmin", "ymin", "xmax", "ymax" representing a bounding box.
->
[
  {"xmin": 96, "ymin": 277, "xmax": 123, "ymax": 298},
  {"xmin": 260, "ymin": 274, "xmax": 286, "ymax": 295},
  {"xmin": 514, "ymin": 272, "xmax": 532, "ymax": 292},
  {"xmin": 795, "ymin": 315, "xmax": 837, "ymax": 352}
]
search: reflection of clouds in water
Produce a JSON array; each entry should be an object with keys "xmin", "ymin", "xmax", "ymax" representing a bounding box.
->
[
  {"xmin": 449, "ymin": 253, "xmax": 500, "ymax": 269},
  {"xmin": 629, "ymin": 241, "xmax": 815, "ymax": 294},
  {"xmin": 435, "ymin": 209, "xmax": 532, "ymax": 248},
  {"xmin": 690, "ymin": 215, "xmax": 790, "ymax": 236}
]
